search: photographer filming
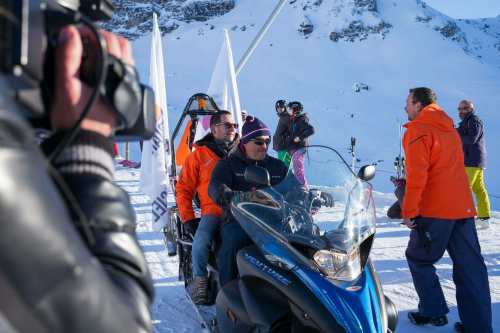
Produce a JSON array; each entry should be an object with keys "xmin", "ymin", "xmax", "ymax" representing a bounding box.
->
[{"xmin": 0, "ymin": 3, "xmax": 155, "ymax": 332}]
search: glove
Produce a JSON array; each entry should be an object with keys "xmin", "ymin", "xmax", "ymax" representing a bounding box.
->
[
  {"xmin": 390, "ymin": 176, "xmax": 405, "ymax": 187},
  {"xmin": 320, "ymin": 192, "xmax": 334, "ymax": 208},
  {"xmin": 222, "ymin": 190, "xmax": 243, "ymax": 205},
  {"xmin": 414, "ymin": 216, "xmax": 431, "ymax": 254},
  {"xmin": 285, "ymin": 186, "xmax": 309, "ymax": 206},
  {"xmin": 184, "ymin": 218, "xmax": 200, "ymax": 237}
]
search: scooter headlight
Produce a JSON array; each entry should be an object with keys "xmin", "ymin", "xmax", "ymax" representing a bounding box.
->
[{"xmin": 313, "ymin": 248, "xmax": 361, "ymax": 281}]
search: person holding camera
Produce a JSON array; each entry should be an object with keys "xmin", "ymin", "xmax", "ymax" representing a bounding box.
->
[
  {"xmin": 175, "ymin": 111, "xmax": 239, "ymax": 305},
  {"xmin": 0, "ymin": 25, "xmax": 154, "ymax": 333}
]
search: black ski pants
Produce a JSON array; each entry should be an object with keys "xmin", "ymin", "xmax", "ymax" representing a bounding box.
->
[{"xmin": 405, "ymin": 217, "xmax": 492, "ymax": 333}]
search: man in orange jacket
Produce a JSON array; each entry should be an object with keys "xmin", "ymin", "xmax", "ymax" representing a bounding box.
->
[
  {"xmin": 176, "ymin": 110, "xmax": 239, "ymax": 304},
  {"xmin": 401, "ymin": 88, "xmax": 492, "ymax": 333}
]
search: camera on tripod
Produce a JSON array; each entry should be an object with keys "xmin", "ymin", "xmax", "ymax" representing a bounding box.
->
[{"xmin": 0, "ymin": 0, "xmax": 155, "ymax": 142}]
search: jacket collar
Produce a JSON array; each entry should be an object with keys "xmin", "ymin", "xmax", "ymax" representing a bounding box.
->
[
  {"xmin": 403, "ymin": 104, "xmax": 454, "ymax": 132},
  {"xmin": 193, "ymin": 133, "xmax": 240, "ymax": 158},
  {"xmin": 461, "ymin": 110, "xmax": 476, "ymax": 124},
  {"xmin": 233, "ymin": 144, "xmax": 269, "ymax": 166}
]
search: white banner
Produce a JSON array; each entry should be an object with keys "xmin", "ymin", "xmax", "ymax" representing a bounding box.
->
[
  {"xmin": 139, "ymin": 13, "xmax": 172, "ymax": 230},
  {"xmin": 194, "ymin": 29, "xmax": 243, "ymax": 142}
]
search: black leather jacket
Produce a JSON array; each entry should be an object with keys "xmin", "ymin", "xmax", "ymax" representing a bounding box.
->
[{"xmin": 0, "ymin": 99, "xmax": 154, "ymax": 332}]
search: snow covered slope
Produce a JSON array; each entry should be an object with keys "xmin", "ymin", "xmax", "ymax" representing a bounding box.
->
[
  {"xmin": 115, "ymin": 0, "xmax": 500, "ymax": 210},
  {"xmin": 115, "ymin": 163, "xmax": 500, "ymax": 332}
]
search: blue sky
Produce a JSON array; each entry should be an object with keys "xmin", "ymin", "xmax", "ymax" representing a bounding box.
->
[{"xmin": 424, "ymin": 0, "xmax": 500, "ymax": 19}]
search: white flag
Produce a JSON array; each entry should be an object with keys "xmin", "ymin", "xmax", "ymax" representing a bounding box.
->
[
  {"xmin": 139, "ymin": 13, "xmax": 172, "ymax": 232},
  {"xmin": 194, "ymin": 29, "xmax": 243, "ymax": 142}
]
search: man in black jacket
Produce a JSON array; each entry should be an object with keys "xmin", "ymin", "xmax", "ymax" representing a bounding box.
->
[
  {"xmin": 457, "ymin": 99, "xmax": 490, "ymax": 229},
  {"xmin": 0, "ymin": 26, "xmax": 154, "ymax": 332},
  {"xmin": 273, "ymin": 100, "xmax": 292, "ymax": 167},
  {"xmin": 208, "ymin": 115, "xmax": 287, "ymax": 287}
]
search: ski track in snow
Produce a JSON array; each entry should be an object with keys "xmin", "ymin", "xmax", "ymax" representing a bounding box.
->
[{"xmin": 115, "ymin": 166, "xmax": 500, "ymax": 332}]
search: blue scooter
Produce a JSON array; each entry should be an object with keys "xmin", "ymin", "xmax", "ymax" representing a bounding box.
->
[{"xmin": 213, "ymin": 146, "xmax": 398, "ymax": 332}]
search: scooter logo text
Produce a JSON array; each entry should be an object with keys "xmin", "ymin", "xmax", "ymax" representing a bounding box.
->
[{"xmin": 245, "ymin": 254, "xmax": 291, "ymax": 286}]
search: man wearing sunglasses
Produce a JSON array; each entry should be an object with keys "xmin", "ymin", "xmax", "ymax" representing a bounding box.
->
[
  {"xmin": 208, "ymin": 115, "xmax": 288, "ymax": 287},
  {"xmin": 456, "ymin": 100, "xmax": 490, "ymax": 229},
  {"xmin": 176, "ymin": 110, "xmax": 239, "ymax": 304}
]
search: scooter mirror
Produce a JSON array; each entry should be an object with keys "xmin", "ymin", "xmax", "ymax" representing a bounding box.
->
[
  {"xmin": 357, "ymin": 165, "xmax": 376, "ymax": 181},
  {"xmin": 244, "ymin": 165, "xmax": 270, "ymax": 186}
]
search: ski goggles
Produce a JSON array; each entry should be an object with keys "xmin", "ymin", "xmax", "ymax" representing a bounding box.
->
[
  {"xmin": 250, "ymin": 138, "xmax": 271, "ymax": 145},
  {"xmin": 215, "ymin": 122, "xmax": 238, "ymax": 129}
]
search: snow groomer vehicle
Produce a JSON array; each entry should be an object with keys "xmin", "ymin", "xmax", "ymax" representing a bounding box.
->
[{"xmin": 163, "ymin": 95, "xmax": 398, "ymax": 332}]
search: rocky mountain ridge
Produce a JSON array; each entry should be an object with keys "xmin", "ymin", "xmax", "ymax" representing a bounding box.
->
[
  {"xmin": 102, "ymin": 0, "xmax": 235, "ymax": 40},
  {"xmin": 103, "ymin": 0, "xmax": 500, "ymax": 61}
]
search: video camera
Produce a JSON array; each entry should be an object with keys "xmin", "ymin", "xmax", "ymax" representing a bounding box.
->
[{"xmin": 0, "ymin": 0, "xmax": 155, "ymax": 142}]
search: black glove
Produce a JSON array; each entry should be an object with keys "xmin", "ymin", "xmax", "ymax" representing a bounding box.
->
[
  {"xmin": 222, "ymin": 191, "xmax": 243, "ymax": 205},
  {"xmin": 284, "ymin": 186, "xmax": 309, "ymax": 206},
  {"xmin": 184, "ymin": 218, "xmax": 200, "ymax": 237},
  {"xmin": 413, "ymin": 216, "xmax": 431, "ymax": 254},
  {"xmin": 320, "ymin": 192, "xmax": 334, "ymax": 208}
]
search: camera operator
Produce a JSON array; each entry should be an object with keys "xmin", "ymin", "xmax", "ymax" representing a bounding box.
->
[{"xmin": 0, "ymin": 25, "xmax": 154, "ymax": 333}]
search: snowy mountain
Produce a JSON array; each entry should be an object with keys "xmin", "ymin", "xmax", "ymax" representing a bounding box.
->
[{"xmin": 110, "ymin": 0, "xmax": 500, "ymax": 210}]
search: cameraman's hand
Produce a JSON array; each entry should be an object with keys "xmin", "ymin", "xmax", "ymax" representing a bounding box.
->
[{"xmin": 51, "ymin": 26, "xmax": 134, "ymax": 137}]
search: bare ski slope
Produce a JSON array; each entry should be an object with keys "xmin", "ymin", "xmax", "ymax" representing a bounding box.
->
[{"xmin": 115, "ymin": 164, "xmax": 500, "ymax": 332}]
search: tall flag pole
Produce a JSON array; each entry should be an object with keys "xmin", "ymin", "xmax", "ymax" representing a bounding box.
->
[
  {"xmin": 194, "ymin": 29, "xmax": 243, "ymax": 142},
  {"xmin": 139, "ymin": 13, "xmax": 172, "ymax": 232}
]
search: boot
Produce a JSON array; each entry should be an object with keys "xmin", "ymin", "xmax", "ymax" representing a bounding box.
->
[
  {"xmin": 408, "ymin": 312, "xmax": 448, "ymax": 326},
  {"xmin": 476, "ymin": 217, "xmax": 490, "ymax": 229},
  {"xmin": 454, "ymin": 322, "xmax": 467, "ymax": 333},
  {"xmin": 192, "ymin": 276, "xmax": 208, "ymax": 305}
]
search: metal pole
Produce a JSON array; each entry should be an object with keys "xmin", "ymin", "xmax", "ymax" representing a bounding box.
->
[
  {"xmin": 234, "ymin": 0, "xmax": 287, "ymax": 76},
  {"xmin": 351, "ymin": 137, "xmax": 356, "ymax": 173},
  {"xmin": 125, "ymin": 142, "xmax": 130, "ymax": 160}
]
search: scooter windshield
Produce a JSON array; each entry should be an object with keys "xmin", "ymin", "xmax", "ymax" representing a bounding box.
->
[{"xmin": 231, "ymin": 146, "xmax": 376, "ymax": 274}]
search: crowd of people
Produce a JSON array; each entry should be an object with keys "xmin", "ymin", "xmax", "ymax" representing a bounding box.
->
[
  {"xmin": 178, "ymin": 89, "xmax": 493, "ymax": 333},
  {"xmin": 177, "ymin": 100, "xmax": 316, "ymax": 302},
  {"xmin": 0, "ymin": 17, "xmax": 492, "ymax": 333}
]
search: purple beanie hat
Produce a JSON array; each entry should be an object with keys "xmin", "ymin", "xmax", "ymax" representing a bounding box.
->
[{"xmin": 241, "ymin": 115, "xmax": 271, "ymax": 144}]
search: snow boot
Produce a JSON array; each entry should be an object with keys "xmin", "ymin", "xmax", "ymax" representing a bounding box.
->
[
  {"xmin": 475, "ymin": 217, "xmax": 490, "ymax": 229},
  {"xmin": 454, "ymin": 322, "xmax": 467, "ymax": 333},
  {"xmin": 408, "ymin": 312, "xmax": 448, "ymax": 326},
  {"xmin": 192, "ymin": 276, "xmax": 209, "ymax": 305}
]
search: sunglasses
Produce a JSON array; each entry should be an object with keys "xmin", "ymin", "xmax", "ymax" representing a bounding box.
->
[
  {"xmin": 215, "ymin": 122, "xmax": 238, "ymax": 129},
  {"xmin": 250, "ymin": 138, "xmax": 271, "ymax": 145},
  {"xmin": 457, "ymin": 107, "xmax": 471, "ymax": 111}
]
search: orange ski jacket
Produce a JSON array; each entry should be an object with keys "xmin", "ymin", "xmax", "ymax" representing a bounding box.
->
[
  {"xmin": 176, "ymin": 134, "xmax": 238, "ymax": 222},
  {"xmin": 402, "ymin": 104, "xmax": 476, "ymax": 219}
]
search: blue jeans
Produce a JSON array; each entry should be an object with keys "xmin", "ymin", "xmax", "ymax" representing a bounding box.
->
[
  {"xmin": 406, "ymin": 217, "xmax": 492, "ymax": 332},
  {"xmin": 192, "ymin": 214, "xmax": 221, "ymax": 278},
  {"xmin": 219, "ymin": 223, "xmax": 252, "ymax": 287}
]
